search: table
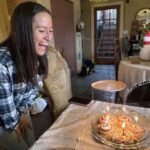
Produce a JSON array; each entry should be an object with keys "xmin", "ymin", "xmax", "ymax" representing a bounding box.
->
[
  {"xmin": 118, "ymin": 56, "xmax": 150, "ymax": 91},
  {"xmin": 29, "ymin": 101, "xmax": 150, "ymax": 150}
]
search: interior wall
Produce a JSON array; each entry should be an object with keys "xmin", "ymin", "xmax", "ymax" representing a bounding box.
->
[
  {"xmin": 80, "ymin": 0, "xmax": 91, "ymax": 59},
  {"xmin": 0, "ymin": 1, "xmax": 10, "ymax": 42},
  {"xmin": 0, "ymin": 0, "xmax": 55, "ymax": 47},
  {"xmin": 124, "ymin": 0, "xmax": 150, "ymax": 35},
  {"xmin": 91, "ymin": 1, "xmax": 124, "ymax": 61},
  {"xmin": 81, "ymin": 0, "xmax": 150, "ymax": 61},
  {"xmin": 0, "ymin": 0, "xmax": 81, "ymax": 73},
  {"xmin": 81, "ymin": 0, "xmax": 124, "ymax": 61},
  {"xmin": 73, "ymin": 0, "xmax": 81, "ymax": 26},
  {"xmin": 7, "ymin": 0, "xmax": 35, "ymax": 16},
  {"xmin": 0, "ymin": 0, "xmax": 36, "ymax": 43}
]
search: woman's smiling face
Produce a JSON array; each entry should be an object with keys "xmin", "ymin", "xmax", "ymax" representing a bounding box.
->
[{"xmin": 32, "ymin": 12, "xmax": 53, "ymax": 56}]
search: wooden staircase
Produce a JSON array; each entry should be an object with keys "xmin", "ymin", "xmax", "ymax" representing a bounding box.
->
[
  {"xmin": 96, "ymin": 29, "xmax": 121, "ymax": 79},
  {"xmin": 97, "ymin": 29, "xmax": 117, "ymax": 62}
]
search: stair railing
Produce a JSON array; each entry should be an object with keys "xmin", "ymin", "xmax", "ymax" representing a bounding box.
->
[{"xmin": 97, "ymin": 31, "xmax": 104, "ymax": 56}]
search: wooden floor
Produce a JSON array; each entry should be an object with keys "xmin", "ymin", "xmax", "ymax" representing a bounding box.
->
[{"xmin": 71, "ymin": 65, "xmax": 116, "ymax": 100}]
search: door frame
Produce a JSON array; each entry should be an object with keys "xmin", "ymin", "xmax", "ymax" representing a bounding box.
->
[
  {"xmin": 91, "ymin": 1, "xmax": 124, "ymax": 63},
  {"xmin": 94, "ymin": 5, "xmax": 120, "ymax": 64}
]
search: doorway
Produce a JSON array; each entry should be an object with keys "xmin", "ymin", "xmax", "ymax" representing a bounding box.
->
[{"xmin": 94, "ymin": 5, "xmax": 120, "ymax": 64}]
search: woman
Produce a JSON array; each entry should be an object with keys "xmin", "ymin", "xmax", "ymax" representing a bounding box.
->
[{"xmin": 0, "ymin": 1, "xmax": 53, "ymax": 150}]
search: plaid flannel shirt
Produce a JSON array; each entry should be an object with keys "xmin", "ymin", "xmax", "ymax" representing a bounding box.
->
[{"xmin": 0, "ymin": 48, "xmax": 38, "ymax": 130}]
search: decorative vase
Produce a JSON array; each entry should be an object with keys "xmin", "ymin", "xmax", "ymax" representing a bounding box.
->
[{"xmin": 139, "ymin": 31, "xmax": 150, "ymax": 61}]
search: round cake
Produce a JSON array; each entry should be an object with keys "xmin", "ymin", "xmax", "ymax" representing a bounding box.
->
[{"xmin": 96, "ymin": 113, "xmax": 145, "ymax": 144}]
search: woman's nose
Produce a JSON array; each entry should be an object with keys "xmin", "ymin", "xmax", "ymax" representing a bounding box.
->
[{"xmin": 45, "ymin": 31, "xmax": 50, "ymax": 41}]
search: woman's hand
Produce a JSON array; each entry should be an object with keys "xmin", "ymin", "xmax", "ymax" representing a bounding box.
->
[{"xmin": 15, "ymin": 113, "xmax": 32, "ymax": 142}]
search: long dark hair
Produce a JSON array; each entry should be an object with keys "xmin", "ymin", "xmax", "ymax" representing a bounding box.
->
[{"xmin": 0, "ymin": 2, "xmax": 50, "ymax": 85}]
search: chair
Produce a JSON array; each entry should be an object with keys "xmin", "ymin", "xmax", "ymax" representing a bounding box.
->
[
  {"xmin": 126, "ymin": 81, "xmax": 150, "ymax": 107},
  {"xmin": 44, "ymin": 47, "xmax": 90, "ymax": 118},
  {"xmin": 44, "ymin": 47, "xmax": 72, "ymax": 118}
]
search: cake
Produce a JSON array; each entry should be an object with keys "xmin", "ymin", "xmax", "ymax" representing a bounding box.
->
[{"xmin": 95, "ymin": 113, "xmax": 145, "ymax": 144}]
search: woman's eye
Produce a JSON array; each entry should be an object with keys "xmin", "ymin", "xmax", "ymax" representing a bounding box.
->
[
  {"xmin": 49, "ymin": 30, "xmax": 53, "ymax": 33},
  {"xmin": 39, "ymin": 30, "xmax": 45, "ymax": 33}
]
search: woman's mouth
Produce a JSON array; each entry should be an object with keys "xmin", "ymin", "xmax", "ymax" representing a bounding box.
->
[{"xmin": 39, "ymin": 42, "xmax": 48, "ymax": 47}]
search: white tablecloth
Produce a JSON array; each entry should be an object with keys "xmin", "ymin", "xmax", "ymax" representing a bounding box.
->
[
  {"xmin": 29, "ymin": 101, "xmax": 150, "ymax": 150},
  {"xmin": 118, "ymin": 56, "xmax": 150, "ymax": 91}
]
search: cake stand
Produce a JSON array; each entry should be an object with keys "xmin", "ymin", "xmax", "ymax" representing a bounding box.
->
[
  {"xmin": 91, "ymin": 80, "xmax": 127, "ymax": 103},
  {"xmin": 91, "ymin": 106, "xmax": 150, "ymax": 149}
]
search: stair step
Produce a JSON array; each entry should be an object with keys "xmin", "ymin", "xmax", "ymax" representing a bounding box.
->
[
  {"xmin": 101, "ymin": 41, "xmax": 114, "ymax": 44},
  {"xmin": 97, "ymin": 52, "xmax": 114, "ymax": 54},
  {"xmin": 98, "ymin": 46, "xmax": 114, "ymax": 49},
  {"xmin": 97, "ymin": 54, "xmax": 115, "ymax": 58},
  {"xmin": 102, "ymin": 29, "xmax": 116, "ymax": 33},
  {"xmin": 102, "ymin": 37, "xmax": 115, "ymax": 40},
  {"xmin": 102, "ymin": 33, "xmax": 116, "ymax": 36}
]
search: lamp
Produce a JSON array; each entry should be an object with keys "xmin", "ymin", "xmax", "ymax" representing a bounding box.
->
[
  {"xmin": 89, "ymin": 0, "xmax": 108, "ymax": 3},
  {"xmin": 76, "ymin": 21, "xmax": 85, "ymax": 32}
]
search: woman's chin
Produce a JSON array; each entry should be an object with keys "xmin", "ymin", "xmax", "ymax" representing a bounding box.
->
[{"xmin": 37, "ymin": 49, "xmax": 46, "ymax": 56}]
